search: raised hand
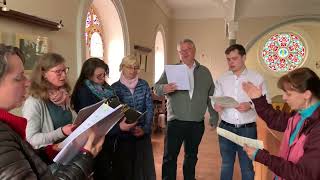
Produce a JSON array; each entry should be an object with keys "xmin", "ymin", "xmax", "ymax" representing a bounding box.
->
[{"xmin": 242, "ymin": 82, "xmax": 262, "ymax": 99}]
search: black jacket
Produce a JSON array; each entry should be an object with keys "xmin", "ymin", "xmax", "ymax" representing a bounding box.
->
[{"xmin": 0, "ymin": 121, "xmax": 94, "ymax": 180}]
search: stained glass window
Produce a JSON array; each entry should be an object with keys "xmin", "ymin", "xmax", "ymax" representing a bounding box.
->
[
  {"xmin": 85, "ymin": 6, "xmax": 103, "ymax": 58},
  {"xmin": 262, "ymin": 33, "xmax": 306, "ymax": 72}
]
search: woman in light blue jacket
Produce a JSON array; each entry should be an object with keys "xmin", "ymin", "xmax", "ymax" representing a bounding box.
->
[{"xmin": 111, "ymin": 55, "xmax": 155, "ymax": 180}]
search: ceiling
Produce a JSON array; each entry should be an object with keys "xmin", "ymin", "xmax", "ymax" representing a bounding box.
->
[{"xmin": 154, "ymin": 0, "xmax": 320, "ymax": 20}]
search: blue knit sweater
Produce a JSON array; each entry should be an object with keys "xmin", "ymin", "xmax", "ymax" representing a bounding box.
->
[{"xmin": 112, "ymin": 79, "xmax": 154, "ymax": 135}]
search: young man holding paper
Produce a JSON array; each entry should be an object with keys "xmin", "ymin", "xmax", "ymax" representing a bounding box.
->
[
  {"xmin": 213, "ymin": 44, "xmax": 269, "ymax": 180},
  {"xmin": 155, "ymin": 39, "xmax": 218, "ymax": 180}
]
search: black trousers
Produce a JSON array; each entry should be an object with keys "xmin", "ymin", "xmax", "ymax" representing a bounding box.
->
[
  {"xmin": 162, "ymin": 120, "xmax": 205, "ymax": 180},
  {"xmin": 94, "ymin": 135, "xmax": 155, "ymax": 180},
  {"xmin": 93, "ymin": 135, "xmax": 117, "ymax": 180}
]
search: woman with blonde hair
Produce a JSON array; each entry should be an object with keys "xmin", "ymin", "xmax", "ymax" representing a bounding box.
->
[
  {"xmin": 22, "ymin": 53, "xmax": 75, "ymax": 160},
  {"xmin": 111, "ymin": 55, "xmax": 155, "ymax": 180}
]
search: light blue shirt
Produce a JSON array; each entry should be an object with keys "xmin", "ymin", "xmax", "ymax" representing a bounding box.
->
[{"xmin": 289, "ymin": 101, "xmax": 320, "ymax": 146}]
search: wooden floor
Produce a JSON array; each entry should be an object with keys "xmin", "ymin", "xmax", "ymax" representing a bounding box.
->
[{"xmin": 151, "ymin": 119, "xmax": 241, "ymax": 180}]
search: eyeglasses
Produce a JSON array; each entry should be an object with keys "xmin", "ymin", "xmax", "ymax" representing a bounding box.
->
[
  {"xmin": 124, "ymin": 65, "xmax": 140, "ymax": 71},
  {"xmin": 96, "ymin": 72, "xmax": 109, "ymax": 79},
  {"xmin": 14, "ymin": 74, "xmax": 28, "ymax": 82},
  {"xmin": 49, "ymin": 67, "xmax": 70, "ymax": 76},
  {"xmin": 178, "ymin": 48, "xmax": 193, "ymax": 54}
]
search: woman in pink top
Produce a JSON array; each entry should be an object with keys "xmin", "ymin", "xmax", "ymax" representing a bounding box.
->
[{"xmin": 242, "ymin": 67, "xmax": 320, "ymax": 180}]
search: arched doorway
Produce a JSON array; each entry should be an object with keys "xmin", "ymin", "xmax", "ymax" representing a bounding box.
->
[
  {"xmin": 77, "ymin": 0, "xmax": 130, "ymax": 83},
  {"xmin": 154, "ymin": 25, "xmax": 166, "ymax": 83}
]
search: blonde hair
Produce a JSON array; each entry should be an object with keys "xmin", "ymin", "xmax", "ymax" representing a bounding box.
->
[
  {"xmin": 29, "ymin": 53, "xmax": 71, "ymax": 100},
  {"xmin": 119, "ymin": 55, "xmax": 140, "ymax": 71}
]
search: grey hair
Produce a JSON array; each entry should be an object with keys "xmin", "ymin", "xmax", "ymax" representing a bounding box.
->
[
  {"xmin": 0, "ymin": 44, "xmax": 24, "ymax": 81},
  {"xmin": 177, "ymin": 39, "xmax": 196, "ymax": 50}
]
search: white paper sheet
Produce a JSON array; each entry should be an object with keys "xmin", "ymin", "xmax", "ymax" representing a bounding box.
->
[
  {"xmin": 72, "ymin": 99, "xmax": 106, "ymax": 126},
  {"xmin": 164, "ymin": 65, "xmax": 190, "ymax": 90},
  {"xmin": 211, "ymin": 96, "xmax": 240, "ymax": 108},
  {"xmin": 217, "ymin": 127, "xmax": 264, "ymax": 149},
  {"xmin": 54, "ymin": 103, "xmax": 123, "ymax": 164}
]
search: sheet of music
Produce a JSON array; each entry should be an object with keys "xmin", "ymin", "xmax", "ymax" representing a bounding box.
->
[
  {"xmin": 54, "ymin": 103, "xmax": 123, "ymax": 164},
  {"xmin": 211, "ymin": 96, "xmax": 240, "ymax": 108},
  {"xmin": 164, "ymin": 64, "xmax": 190, "ymax": 90},
  {"xmin": 217, "ymin": 127, "xmax": 264, "ymax": 149}
]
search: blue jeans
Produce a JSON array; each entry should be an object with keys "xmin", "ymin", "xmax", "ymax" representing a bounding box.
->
[{"xmin": 218, "ymin": 122, "xmax": 257, "ymax": 180}]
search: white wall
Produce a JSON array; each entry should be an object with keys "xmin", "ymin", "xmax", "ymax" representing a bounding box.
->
[
  {"xmin": 169, "ymin": 18, "xmax": 229, "ymax": 79},
  {"xmin": 122, "ymin": 0, "xmax": 170, "ymax": 85}
]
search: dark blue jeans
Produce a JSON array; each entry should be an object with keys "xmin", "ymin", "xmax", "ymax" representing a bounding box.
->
[
  {"xmin": 162, "ymin": 120, "xmax": 205, "ymax": 180},
  {"xmin": 218, "ymin": 121, "xmax": 257, "ymax": 180}
]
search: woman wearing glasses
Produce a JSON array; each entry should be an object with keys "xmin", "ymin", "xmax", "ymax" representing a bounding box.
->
[
  {"xmin": 71, "ymin": 58, "xmax": 136, "ymax": 179},
  {"xmin": 71, "ymin": 58, "xmax": 112, "ymax": 113},
  {"xmin": 111, "ymin": 55, "xmax": 156, "ymax": 180},
  {"xmin": 22, "ymin": 53, "xmax": 75, "ymax": 161},
  {"xmin": 0, "ymin": 44, "xmax": 104, "ymax": 179}
]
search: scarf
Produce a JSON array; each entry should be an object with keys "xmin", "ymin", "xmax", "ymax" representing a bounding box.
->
[
  {"xmin": 120, "ymin": 73, "xmax": 138, "ymax": 94},
  {"xmin": 85, "ymin": 79, "xmax": 115, "ymax": 100},
  {"xmin": 0, "ymin": 108, "xmax": 27, "ymax": 139},
  {"xmin": 48, "ymin": 88, "xmax": 70, "ymax": 110}
]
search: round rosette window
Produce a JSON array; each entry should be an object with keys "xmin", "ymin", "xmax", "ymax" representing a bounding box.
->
[{"xmin": 261, "ymin": 33, "xmax": 306, "ymax": 72}]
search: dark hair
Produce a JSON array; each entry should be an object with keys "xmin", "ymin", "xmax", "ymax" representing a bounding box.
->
[
  {"xmin": 0, "ymin": 44, "xmax": 25, "ymax": 81},
  {"xmin": 29, "ymin": 53, "xmax": 71, "ymax": 100},
  {"xmin": 225, "ymin": 44, "xmax": 246, "ymax": 56},
  {"xmin": 71, "ymin": 57, "xmax": 109, "ymax": 107},
  {"xmin": 277, "ymin": 67, "xmax": 320, "ymax": 99}
]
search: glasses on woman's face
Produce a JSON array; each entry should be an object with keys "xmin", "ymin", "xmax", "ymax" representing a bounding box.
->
[
  {"xmin": 49, "ymin": 67, "xmax": 70, "ymax": 76},
  {"xmin": 96, "ymin": 72, "xmax": 109, "ymax": 79},
  {"xmin": 124, "ymin": 65, "xmax": 140, "ymax": 71}
]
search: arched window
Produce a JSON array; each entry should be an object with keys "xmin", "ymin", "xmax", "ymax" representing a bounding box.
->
[
  {"xmin": 90, "ymin": 32, "xmax": 103, "ymax": 57},
  {"xmin": 80, "ymin": 0, "xmax": 127, "ymax": 84},
  {"xmin": 154, "ymin": 31, "xmax": 165, "ymax": 83},
  {"xmin": 85, "ymin": 6, "xmax": 104, "ymax": 59},
  {"xmin": 261, "ymin": 32, "xmax": 306, "ymax": 72}
]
